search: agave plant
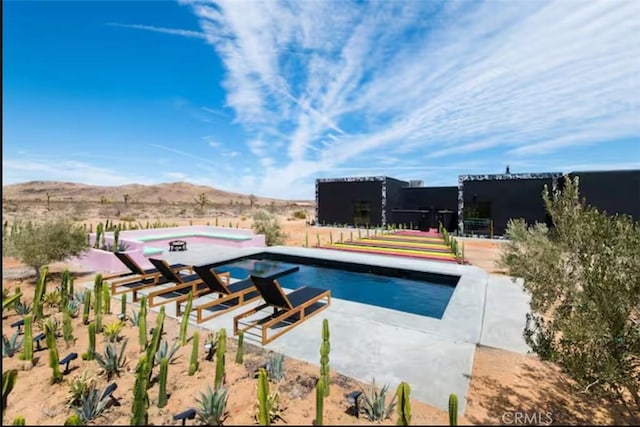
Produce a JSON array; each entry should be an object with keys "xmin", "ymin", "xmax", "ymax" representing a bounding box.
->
[
  {"xmin": 266, "ymin": 353, "xmax": 285, "ymax": 383},
  {"xmin": 67, "ymin": 371, "xmax": 97, "ymax": 407},
  {"xmin": 154, "ymin": 339, "xmax": 181, "ymax": 366},
  {"xmin": 204, "ymin": 331, "xmax": 219, "ymax": 361},
  {"xmin": 13, "ymin": 300, "xmax": 32, "ymax": 316},
  {"xmin": 129, "ymin": 309, "xmax": 140, "ymax": 326},
  {"xmin": 43, "ymin": 290, "xmax": 62, "ymax": 308},
  {"xmin": 360, "ymin": 378, "xmax": 397, "ymax": 421},
  {"xmin": 71, "ymin": 291, "xmax": 85, "ymax": 305},
  {"xmin": 196, "ymin": 386, "xmax": 228, "ymax": 426},
  {"xmin": 66, "ymin": 299, "xmax": 80, "ymax": 318},
  {"xmin": 2, "ymin": 332, "xmax": 23, "ymax": 358},
  {"xmin": 102, "ymin": 321, "xmax": 124, "ymax": 343},
  {"xmin": 93, "ymin": 339, "xmax": 128, "ymax": 380},
  {"xmin": 72, "ymin": 383, "xmax": 111, "ymax": 423}
]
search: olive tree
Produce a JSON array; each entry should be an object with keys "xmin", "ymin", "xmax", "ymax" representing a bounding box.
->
[
  {"xmin": 498, "ymin": 177, "xmax": 640, "ymax": 409},
  {"xmin": 251, "ymin": 209, "xmax": 286, "ymax": 246},
  {"xmin": 6, "ymin": 218, "xmax": 89, "ymax": 277}
]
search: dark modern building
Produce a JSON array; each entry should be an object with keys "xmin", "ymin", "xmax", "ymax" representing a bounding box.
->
[{"xmin": 316, "ymin": 169, "xmax": 640, "ymax": 236}]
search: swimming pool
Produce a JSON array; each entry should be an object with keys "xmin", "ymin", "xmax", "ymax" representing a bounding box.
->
[{"xmin": 214, "ymin": 255, "xmax": 457, "ymax": 319}]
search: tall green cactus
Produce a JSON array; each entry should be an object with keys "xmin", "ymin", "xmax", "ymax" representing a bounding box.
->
[
  {"xmin": 113, "ymin": 227, "xmax": 120, "ymax": 253},
  {"xmin": 320, "ymin": 319, "xmax": 330, "ymax": 397},
  {"xmin": 304, "ymin": 231, "xmax": 309, "ymax": 248},
  {"xmin": 179, "ymin": 291, "xmax": 193, "ymax": 346},
  {"xmin": 2, "ymin": 369, "xmax": 18, "ymax": 420},
  {"xmin": 157, "ymin": 357, "xmax": 169, "ymax": 408},
  {"xmin": 235, "ymin": 331, "xmax": 244, "ymax": 364},
  {"xmin": 19, "ymin": 315, "xmax": 33, "ymax": 362},
  {"xmin": 63, "ymin": 308, "xmax": 74, "ymax": 346},
  {"xmin": 94, "ymin": 223, "xmax": 103, "ymax": 249},
  {"xmin": 396, "ymin": 382, "xmax": 411, "ymax": 426},
  {"xmin": 82, "ymin": 322, "xmax": 96, "ymax": 361},
  {"xmin": 215, "ymin": 328, "xmax": 226, "ymax": 389},
  {"xmin": 188, "ymin": 332, "xmax": 199, "ymax": 376},
  {"xmin": 146, "ymin": 306, "xmax": 165, "ymax": 382},
  {"xmin": 63, "ymin": 414, "xmax": 83, "ymax": 426},
  {"xmin": 131, "ymin": 355, "xmax": 150, "ymax": 426},
  {"xmin": 33, "ymin": 266, "xmax": 48, "ymax": 320},
  {"xmin": 93, "ymin": 275, "xmax": 103, "ymax": 332},
  {"xmin": 257, "ymin": 368, "xmax": 269, "ymax": 426},
  {"xmin": 315, "ymin": 377, "xmax": 324, "ymax": 426},
  {"xmin": 45, "ymin": 319, "xmax": 63, "ymax": 384},
  {"xmin": 448, "ymin": 393, "xmax": 458, "ymax": 426},
  {"xmin": 316, "ymin": 233, "xmax": 320, "ymax": 247},
  {"xmin": 60, "ymin": 269, "xmax": 71, "ymax": 312},
  {"xmin": 121, "ymin": 293, "xmax": 127, "ymax": 317},
  {"xmin": 138, "ymin": 296, "xmax": 147, "ymax": 349},
  {"xmin": 102, "ymin": 285, "xmax": 111, "ymax": 314},
  {"xmin": 461, "ymin": 242, "xmax": 465, "ymax": 264},
  {"xmin": 82, "ymin": 289, "xmax": 91, "ymax": 325},
  {"xmin": 11, "ymin": 415, "xmax": 25, "ymax": 425},
  {"xmin": 329, "ymin": 232, "xmax": 333, "ymax": 245}
]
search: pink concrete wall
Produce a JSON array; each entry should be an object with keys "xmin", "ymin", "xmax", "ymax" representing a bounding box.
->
[{"xmin": 79, "ymin": 226, "xmax": 265, "ymax": 273}]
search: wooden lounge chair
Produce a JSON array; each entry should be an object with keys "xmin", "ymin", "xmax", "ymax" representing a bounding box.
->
[
  {"xmin": 233, "ymin": 275, "xmax": 331, "ymax": 345},
  {"xmin": 146, "ymin": 258, "xmax": 226, "ymax": 311},
  {"xmin": 192, "ymin": 264, "xmax": 262, "ymax": 322},
  {"xmin": 105, "ymin": 252, "xmax": 192, "ymax": 299}
]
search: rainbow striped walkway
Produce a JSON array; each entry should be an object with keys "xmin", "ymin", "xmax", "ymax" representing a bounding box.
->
[{"xmin": 322, "ymin": 230, "xmax": 458, "ymax": 263}]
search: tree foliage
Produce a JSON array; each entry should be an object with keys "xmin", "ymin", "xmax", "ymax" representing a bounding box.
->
[
  {"xmin": 5, "ymin": 219, "xmax": 89, "ymax": 277},
  {"xmin": 252, "ymin": 209, "xmax": 286, "ymax": 246},
  {"xmin": 498, "ymin": 177, "xmax": 640, "ymax": 409}
]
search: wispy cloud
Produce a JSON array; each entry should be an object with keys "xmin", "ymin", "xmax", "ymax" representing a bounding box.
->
[
  {"xmin": 106, "ymin": 22, "xmax": 207, "ymax": 39},
  {"xmin": 171, "ymin": 0, "xmax": 639, "ymax": 198}
]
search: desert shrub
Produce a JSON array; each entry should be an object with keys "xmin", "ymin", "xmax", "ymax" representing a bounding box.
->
[
  {"xmin": 252, "ymin": 209, "xmax": 286, "ymax": 246},
  {"xmin": 5, "ymin": 219, "xmax": 89, "ymax": 277},
  {"xmin": 498, "ymin": 176, "xmax": 640, "ymax": 409},
  {"xmin": 292, "ymin": 210, "xmax": 307, "ymax": 219}
]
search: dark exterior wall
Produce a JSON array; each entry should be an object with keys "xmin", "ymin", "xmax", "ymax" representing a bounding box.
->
[
  {"xmin": 316, "ymin": 179, "xmax": 384, "ymax": 226},
  {"xmin": 565, "ymin": 170, "xmax": 640, "ymax": 220},
  {"xmin": 393, "ymin": 186, "xmax": 458, "ymax": 230},
  {"xmin": 463, "ymin": 178, "xmax": 554, "ymax": 235},
  {"xmin": 384, "ymin": 177, "xmax": 409, "ymax": 225}
]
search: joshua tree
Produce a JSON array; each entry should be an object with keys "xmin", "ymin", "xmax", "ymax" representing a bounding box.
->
[
  {"xmin": 99, "ymin": 196, "xmax": 109, "ymax": 205},
  {"xmin": 195, "ymin": 193, "xmax": 209, "ymax": 210},
  {"xmin": 123, "ymin": 194, "xmax": 131, "ymax": 206},
  {"xmin": 249, "ymin": 194, "xmax": 257, "ymax": 208},
  {"xmin": 46, "ymin": 192, "xmax": 53, "ymax": 211}
]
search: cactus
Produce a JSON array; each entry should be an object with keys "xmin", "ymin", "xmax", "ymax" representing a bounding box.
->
[
  {"xmin": 146, "ymin": 306, "xmax": 165, "ymax": 382},
  {"xmin": 461, "ymin": 242, "xmax": 465, "ymax": 264},
  {"xmin": 188, "ymin": 331, "xmax": 199, "ymax": 375},
  {"xmin": 63, "ymin": 308, "xmax": 74, "ymax": 346},
  {"xmin": 82, "ymin": 289, "xmax": 91, "ymax": 325},
  {"xmin": 329, "ymin": 233, "xmax": 333, "ymax": 245},
  {"xmin": 396, "ymin": 382, "xmax": 411, "ymax": 426},
  {"xmin": 448, "ymin": 394, "xmax": 458, "ymax": 426},
  {"xmin": 305, "ymin": 231, "xmax": 309, "ymax": 247},
  {"xmin": 94, "ymin": 223, "xmax": 103, "ymax": 249},
  {"xmin": 358, "ymin": 228, "xmax": 362, "ymax": 240},
  {"xmin": 339, "ymin": 232, "xmax": 343, "ymax": 243},
  {"xmin": 131, "ymin": 355, "xmax": 150, "ymax": 426},
  {"xmin": 138, "ymin": 296, "xmax": 147, "ymax": 349},
  {"xmin": 214, "ymin": 328, "xmax": 226, "ymax": 389},
  {"xmin": 63, "ymin": 414, "xmax": 83, "ymax": 426},
  {"xmin": 320, "ymin": 319, "xmax": 330, "ymax": 397},
  {"xmin": 157, "ymin": 357, "xmax": 169, "ymax": 408},
  {"xmin": 93, "ymin": 275, "xmax": 103, "ymax": 332},
  {"xmin": 235, "ymin": 331, "xmax": 244, "ymax": 364},
  {"xmin": 11, "ymin": 415, "xmax": 25, "ymax": 425},
  {"xmin": 19, "ymin": 315, "xmax": 33, "ymax": 362},
  {"xmin": 61, "ymin": 269, "xmax": 71, "ymax": 312},
  {"xmin": 82, "ymin": 322, "xmax": 96, "ymax": 361},
  {"xmin": 113, "ymin": 228, "xmax": 120, "ymax": 253},
  {"xmin": 315, "ymin": 377, "xmax": 324, "ymax": 426},
  {"xmin": 45, "ymin": 319, "xmax": 63, "ymax": 383},
  {"xmin": 316, "ymin": 233, "xmax": 320, "ymax": 247},
  {"xmin": 179, "ymin": 291, "xmax": 193, "ymax": 346},
  {"xmin": 2, "ymin": 369, "xmax": 18, "ymax": 420},
  {"xmin": 102, "ymin": 285, "xmax": 111, "ymax": 314},
  {"xmin": 121, "ymin": 293, "xmax": 127, "ymax": 317},
  {"xmin": 33, "ymin": 266, "xmax": 48, "ymax": 320},
  {"xmin": 257, "ymin": 368, "xmax": 269, "ymax": 426}
]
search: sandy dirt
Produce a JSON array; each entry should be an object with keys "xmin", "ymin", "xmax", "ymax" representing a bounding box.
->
[{"xmin": 3, "ymin": 208, "xmax": 638, "ymax": 425}]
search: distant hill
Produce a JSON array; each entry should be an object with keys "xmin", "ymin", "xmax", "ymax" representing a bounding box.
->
[{"xmin": 2, "ymin": 181, "xmax": 312, "ymax": 205}]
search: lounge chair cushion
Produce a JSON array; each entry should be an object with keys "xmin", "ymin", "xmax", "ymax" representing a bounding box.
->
[{"xmin": 286, "ymin": 286, "xmax": 328, "ymax": 308}]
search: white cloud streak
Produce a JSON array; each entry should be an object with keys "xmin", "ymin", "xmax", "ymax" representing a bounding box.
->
[{"xmin": 107, "ymin": 22, "xmax": 207, "ymax": 39}]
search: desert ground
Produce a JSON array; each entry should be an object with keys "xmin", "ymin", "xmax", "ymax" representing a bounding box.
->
[{"xmin": 2, "ymin": 197, "xmax": 638, "ymax": 425}]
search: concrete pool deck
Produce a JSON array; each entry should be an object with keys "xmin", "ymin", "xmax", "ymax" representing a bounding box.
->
[{"xmin": 86, "ymin": 243, "xmax": 531, "ymax": 415}]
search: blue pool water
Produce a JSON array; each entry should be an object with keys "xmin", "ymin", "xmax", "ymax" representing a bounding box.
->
[{"xmin": 215, "ymin": 258, "xmax": 456, "ymax": 319}]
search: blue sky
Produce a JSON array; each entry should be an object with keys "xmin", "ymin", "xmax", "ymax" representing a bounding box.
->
[{"xmin": 3, "ymin": 0, "xmax": 640, "ymax": 199}]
